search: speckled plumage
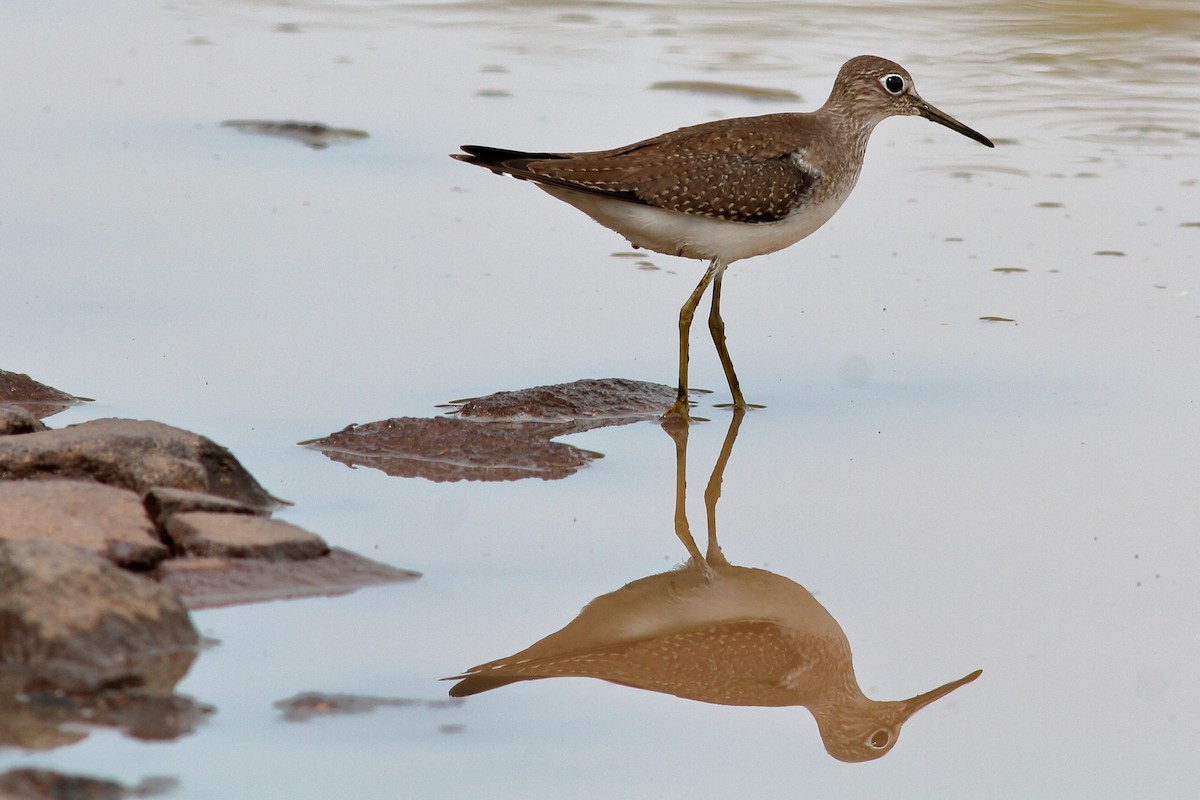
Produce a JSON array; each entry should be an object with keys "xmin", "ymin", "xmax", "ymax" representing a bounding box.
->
[
  {"xmin": 453, "ymin": 55, "xmax": 994, "ymax": 415},
  {"xmin": 446, "ymin": 559, "xmax": 982, "ymax": 762}
]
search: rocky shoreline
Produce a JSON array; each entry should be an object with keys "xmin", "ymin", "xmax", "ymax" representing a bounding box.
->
[{"xmin": 0, "ymin": 369, "xmax": 417, "ymax": 755}]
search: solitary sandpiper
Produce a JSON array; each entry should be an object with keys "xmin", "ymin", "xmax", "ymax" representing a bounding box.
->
[{"xmin": 453, "ymin": 55, "xmax": 994, "ymax": 417}]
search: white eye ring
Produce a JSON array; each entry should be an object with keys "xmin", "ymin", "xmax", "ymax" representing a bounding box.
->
[{"xmin": 881, "ymin": 74, "xmax": 906, "ymax": 95}]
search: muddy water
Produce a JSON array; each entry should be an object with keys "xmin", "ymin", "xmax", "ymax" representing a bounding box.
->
[{"xmin": 2, "ymin": 1, "xmax": 1199, "ymax": 797}]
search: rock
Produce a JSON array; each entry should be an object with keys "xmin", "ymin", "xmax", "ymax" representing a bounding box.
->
[
  {"xmin": 455, "ymin": 378, "xmax": 675, "ymax": 421},
  {"xmin": 304, "ymin": 416, "xmax": 598, "ymax": 482},
  {"xmin": 304, "ymin": 379, "xmax": 676, "ymax": 482},
  {"xmin": 155, "ymin": 547, "xmax": 420, "ymax": 609},
  {"xmin": 0, "ymin": 480, "xmax": 169, "ymax": 569},
  {"xmin": 142, "ymin": 486, "xmax": 265, "ymax": 530},
  {"xmin": 0, "ymin": 376, "xmax": 417, "ymax": 619},
  {"xmin": 0, "ymin": 540, "xmax": 200, "ymax": 694},
  {"xmin": 273, "ymin": 691, "xmax": 461, "ymax": 721},
  {"xmin": 0, "ymin": 685, "xmax": 212, "ymax": 750},
  {"xmin": 0, "ymin": 405, "xmax": 47, "ymax": 435},
  {"xmin": 164, "ymin": 512, "xmax": 329, "ymax": 560},
  {"xmin": 0, "ymin": 769, "xmax": 177, "ymax": 799},
  {"xmin": 221, "ymin": 119, "xmax": 369, "ymax": 149},
  {"xmin": 0, "ymin": 370, "xmax": 82, "ymax": 419},
  {"xmin": 0, "ymin": 418, "xmax": 280, "ymax": 510}
]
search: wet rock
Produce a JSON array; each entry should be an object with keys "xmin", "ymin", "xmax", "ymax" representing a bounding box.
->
[
  {"xmin": 306, "ymin": 416, "xmax": 598, "ymax": 482},
  {"xmin": 0, "ymin": 685, "xmax": 212, "ymax": 750},
  {"xmin": 221, "ymin": 119, "xmax": 369, "ymax": 150},
  {"xmin": 155, "ymin": 548, "xmax": 420, "ymax": 610},
  {"xmin": 0, "ymin": 540, "xmax": 200, "ymax": 694},
  {"xmin": 0, "ymin": 370, "xmax": 82, "ymax": 419},
  {"xmin": 274, "ymin": 692, "xmax": 461, "ymax": 722},
  {"xmin": 0, "ymin": 480, "xmax": 169, "ymax": 570},
  {"xmin": 0, "ymin": 375, "xmax": 418, "ymax": 616},
  {"xmin": 305, "ymin": 378, "xmax": 675, "ymax": 482},
  {"xmin": 0, "ymin": 418, "xmax": 279, "ymax": 510},
  {"xmin": 455, "ymin": 377, "xmax": 675, "ymax": 422},
  {"xmin": 164, "ymin": 512, "xmax": 329, "ymax": 561},
  {"xmin": 0, "ymin": 769, "xmax": 176, "ymax": 799}
]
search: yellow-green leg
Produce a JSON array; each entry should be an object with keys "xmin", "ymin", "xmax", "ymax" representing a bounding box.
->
[
  {"xmin": 665, "ymin": 259, "xmax": 719, "ymax": 419},
  {"xmin": 706, "ymin": 260, "xmax": 747, "ymax": 409}
]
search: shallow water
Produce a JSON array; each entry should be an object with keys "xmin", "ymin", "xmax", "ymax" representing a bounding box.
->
[{"xmin": 2, "ymin": 0, "xmax": 1199, "ymax": 797}]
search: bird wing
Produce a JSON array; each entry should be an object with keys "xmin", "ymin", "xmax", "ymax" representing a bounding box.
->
[
  {"xmin": 447, "ymin": 620, "xmax": 805, "ymax": 706},
  {"xmin": 454, "ymin": 115, "xmax": 821, "ymax": 224}
]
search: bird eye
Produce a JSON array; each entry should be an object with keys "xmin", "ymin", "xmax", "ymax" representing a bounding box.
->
[
  {"xmin": 882, "ymin": 74, "xmax": 906, "ymax": 95},
  {"xmin": 867, "ymin": 729, "xmax": 891, "ymax": 749}
]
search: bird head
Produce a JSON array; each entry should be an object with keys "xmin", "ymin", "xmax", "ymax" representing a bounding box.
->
[
  {"xmin": 830, "ymin": 55, "xmax": 994, "ymax": 148},
  {"xmin": 816, "ymin": 668, "xmax": 982, "ymax": 762}
]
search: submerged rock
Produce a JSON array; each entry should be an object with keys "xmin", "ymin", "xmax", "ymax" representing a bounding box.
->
[
  {"xmin": 305, "ymin": 378, "xmax": 675, "ymax": 482},
  {"xmin": 0, "ymin": 370, "xmax": 82, "ymax": 420},
  {"xmin": 454, "ymin": 378, "xmax": 675, "ymax": 422},
  {"xmin": 273, "ymin": 691, "xmax": 461, "ymax": 722},
  {"xmin": 307, "ymin": 416, "xmax": 598, "ymax": 482},
  {"xmin": 0, "ymin": 768, "xmax": 177, "ymax": 799},
  {"xmin": 221, "ymin": 119, "xmax": 369, "ymax": 150}
]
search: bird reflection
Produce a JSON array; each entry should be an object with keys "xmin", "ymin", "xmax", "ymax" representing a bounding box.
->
[{"xmin": 447, "ymin": 411, "xmax": 981, "ymax": 762}]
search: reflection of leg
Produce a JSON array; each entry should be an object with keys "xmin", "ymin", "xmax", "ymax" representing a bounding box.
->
[
  {"xmin": 707, "ymin": 260, "xmax": 745, "ymax": 409},
  {"xmin": 666, "ymin": 260, "xmax": 718, "ymax": 419},
  {"xmin": 703, "ymin": 407, "xmax": 744, "ymax": 567},
  {"xmin": 662, "ymin": 415, "xmax": 710, "ymax": 577}
]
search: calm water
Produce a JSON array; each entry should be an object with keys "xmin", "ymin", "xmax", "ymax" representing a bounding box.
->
[{"xmin": 2, "ymin": 1, "xmax": 1199, "ymax": 797}]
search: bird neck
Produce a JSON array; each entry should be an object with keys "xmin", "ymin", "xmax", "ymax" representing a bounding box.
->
[{"xmin": 821, "ymin": 105, "xmax": 878, "ymax": 149}]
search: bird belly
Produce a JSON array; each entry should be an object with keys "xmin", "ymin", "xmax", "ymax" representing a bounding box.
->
[{"xmin": 537, "ymin": 184, "xmax": 845, "ymax": 264}]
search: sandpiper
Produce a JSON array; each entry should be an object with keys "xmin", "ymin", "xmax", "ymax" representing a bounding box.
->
[{"xmin": 453, "ymin": 55, "xmax": 994, "ymax": 417}]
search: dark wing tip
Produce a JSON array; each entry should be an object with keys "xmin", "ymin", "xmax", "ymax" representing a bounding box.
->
[
  {"xmin": 453, "ymin": 145, "xmax": 567, "ymax": 166},
  {"xmin": 450, "ymin": 144, "xmax": 491, "ymax": 165}
]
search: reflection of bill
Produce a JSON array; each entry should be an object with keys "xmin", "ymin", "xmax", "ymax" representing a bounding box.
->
[{"xmin": 448, "ymin": 411, "xmax": 980, "ymax": 762}]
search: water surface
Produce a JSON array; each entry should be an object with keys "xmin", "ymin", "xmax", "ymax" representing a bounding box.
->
[{"xmin": 2, "ymin": 1, "xmax": 1198, "ymax": 797}]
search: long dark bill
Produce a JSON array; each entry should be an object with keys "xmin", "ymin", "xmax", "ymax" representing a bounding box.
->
[{"xmin": 918, "ymin": 101, "xmax": 995, "ymax": 148}]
